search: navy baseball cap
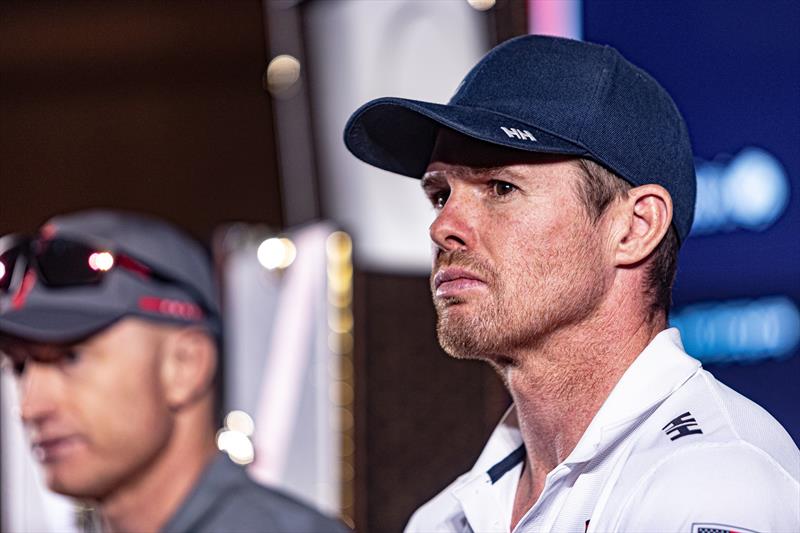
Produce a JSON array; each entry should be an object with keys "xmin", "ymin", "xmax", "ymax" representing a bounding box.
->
[
  {"xmin": 0, "ymin": 209, "xmax": 221, "ymax": 343},
  {"xmin": 344, "ymin": 34, "xmax": 696, "ymax": 242}
]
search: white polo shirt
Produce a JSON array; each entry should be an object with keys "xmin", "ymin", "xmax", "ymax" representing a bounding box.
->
[{"xmin": 406, "ymin": 329, "xmax": 800, "ymax": 532}]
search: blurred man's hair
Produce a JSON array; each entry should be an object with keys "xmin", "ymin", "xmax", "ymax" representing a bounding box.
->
[{"xmin": 573, "ymin": 158, "xmax": 679, "ymax": 317}]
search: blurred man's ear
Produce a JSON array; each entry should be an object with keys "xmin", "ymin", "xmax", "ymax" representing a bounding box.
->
[
  {"xmin": 160, "ymin": 327, "xmax": 217, "ymax": 410},
  {"xmin": 610, "ymin": 184, "xmax": 672, "ymax": 267}
]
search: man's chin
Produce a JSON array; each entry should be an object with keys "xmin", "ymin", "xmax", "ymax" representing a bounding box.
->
[
  {"xmin": 44, "ymin": 465, "xmax": 108, "ymax": 500},
  {"xmin": 438, "ymin": 335, "xmax": 516, "ymax": 372},
  {"xmin": 436, "ymin": 310, "xmax": 522, "ymax": 368},
  {"xmin": 438, "ymin": 323, "xmax": 492, "ymax": 361}
]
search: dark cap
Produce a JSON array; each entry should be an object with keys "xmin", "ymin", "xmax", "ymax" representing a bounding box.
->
[
  {"xmin": 344, "ymin": 35, "xmax": 696, "ymax": 242},
  {"xmin": 0, "ymin": 209, "xmax": 221, "ymax": 343}
]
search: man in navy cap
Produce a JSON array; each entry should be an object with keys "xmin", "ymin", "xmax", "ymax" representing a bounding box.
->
[
  {"xmin": 345, "ymin": 35, "xmax": 799, "ymax": 532},
  {"xmin": 0, "ymin": 210, "xmax": 347, "ymax": 532}
]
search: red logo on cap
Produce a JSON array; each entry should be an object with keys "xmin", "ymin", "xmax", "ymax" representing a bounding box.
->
[{"xmin": 138, "ymin": 296, "xmax": 204, "ymax": 321}]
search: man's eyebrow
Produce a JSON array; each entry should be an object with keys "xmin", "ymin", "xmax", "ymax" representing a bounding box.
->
[
  {"xmin": 484, "ymin": 166, "xmax": 530, "ymax": 181},
  {"xmin": 422, "ymin": 166, "xmax": 529, "ymax": 187},
  {"xmin": 420, "ymin": 172, "xmax": 447, "ymax": 190}
]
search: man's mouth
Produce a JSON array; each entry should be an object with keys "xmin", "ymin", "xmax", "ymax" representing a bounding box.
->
[
  {"xmin": 32, "ymin": 435, "xmax": 84, "ymax": 463},
  {"xmin": 433, "ymin": 267, "xmax": 487, "ymax": 298}
]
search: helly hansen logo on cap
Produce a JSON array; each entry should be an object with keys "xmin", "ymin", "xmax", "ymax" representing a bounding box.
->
[
  {"xmin": 500, "ymin": 127, "xmax": 537, "ymax": 142},
  {"xmin": 662, "ymin": 411, "xmax": 703, "ymax": 441}
]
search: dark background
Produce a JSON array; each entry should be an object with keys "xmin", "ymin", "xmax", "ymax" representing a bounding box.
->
[{"xmin": 0, "ymin": 1, "xmax": 283, "ymax": 239}]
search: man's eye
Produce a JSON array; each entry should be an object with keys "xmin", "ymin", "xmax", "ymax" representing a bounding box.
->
[
  {"xmin": 1, "ymin": 356, "xmax": 26, "ymax": 376},
  {"xmin": 491, "ymin": 181, "xmax": 516, "ymax": 197},
  {"xmin": 432, "ymin": 191, "xmax": 449, "ymax": 209},
  {"xmin": 63, "ymin": 349, "xmax": 82, "ymax": 365}
]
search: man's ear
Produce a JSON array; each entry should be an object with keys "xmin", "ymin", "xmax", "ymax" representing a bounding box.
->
[
  {"xmin": 611, "ymin": 184, "xmax": 672, "ymax": 267},
  {"xmin": 159, "ymin": 327, "xmax": 217, "ymax": 410}
]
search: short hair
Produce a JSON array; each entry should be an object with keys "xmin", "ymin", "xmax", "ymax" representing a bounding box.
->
[{"xmin": 573, "ymin": 158, "xmax": 679, "ymax": 317}]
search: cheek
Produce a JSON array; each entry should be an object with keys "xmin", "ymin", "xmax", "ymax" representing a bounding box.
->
[
  {"xmin": 492, "ymin": 211, "xmax": 564, "ymax": 261},
  {"xmin": 500, "ymin": 217, "xmax": 598, "ymax": 285},
  {"xmin": 80, "ymin": 362, "xmax": 172, "ymax": 453}
]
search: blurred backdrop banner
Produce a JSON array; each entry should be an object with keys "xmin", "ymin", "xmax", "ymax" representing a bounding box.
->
[{"xmin": 216, "ymin": 222, "xmax": 355, "ymax": 525}]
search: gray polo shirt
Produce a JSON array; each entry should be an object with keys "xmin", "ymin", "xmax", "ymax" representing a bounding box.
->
[{"xmin": 161, "ymin": 453, "xmax": 349, "ymax": 533}]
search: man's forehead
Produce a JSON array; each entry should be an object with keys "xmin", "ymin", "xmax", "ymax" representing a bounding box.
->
[{"xmin": 427, "ymin": 128, "xmax": 577, "ymax": 176}]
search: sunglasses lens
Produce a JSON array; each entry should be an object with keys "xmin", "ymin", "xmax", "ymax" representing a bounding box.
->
[{"xmin": 36, "ymin": 240, "xmax": 109, "ymax": 287}]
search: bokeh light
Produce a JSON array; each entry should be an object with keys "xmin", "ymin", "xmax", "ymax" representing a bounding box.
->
[
  {"xmin": 266, "ymin": 54, "xmax": 301, "ymax": 97},
  {"xmin": 467, "ymin": 0, "xmax": 496, "ymax": 11},
  {"xmin": 216, "ymin": 429, "xmax": 255, "ymax": 465},
  {"xmin": 671, "ymin": 296, "xmax": 800, "ymax": 364},
  {"xmin": 225, "ymin": 410, "xmax": 255, "ymax": 437},
  {"xmin": 88, "ymin": 251, "xmax": 114, "ymax": 272},
  {"xmin": 692, "ymin": 147, "xmax": 789, "ymax": 235},
  {"xmin": 257, "ymin": 237, "xmax": 297, "ymax": 270}
]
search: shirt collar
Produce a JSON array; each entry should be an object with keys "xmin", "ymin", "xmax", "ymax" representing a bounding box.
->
[
  {"xmin": 469, "ymin": 406, "xmax": 524, "ymax": 476},
  {"xmin": 564, "ymin": 327, "xmax": 701, "ymax": 464},
  {"xmin": 447, "ymin": 407, "xmax": 524, "ymax": 532}
]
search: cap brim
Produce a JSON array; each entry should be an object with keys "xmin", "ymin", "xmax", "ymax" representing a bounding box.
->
[
  {"xmin": 344, "ymin": 97, "xmax": 590, "ymax": 178},
  {"xmin": 0, "ymin": 307, "xmax": 124, "ymax": 343}
]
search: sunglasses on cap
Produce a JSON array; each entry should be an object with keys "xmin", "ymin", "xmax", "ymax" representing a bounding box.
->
[{"xmin": 0, "ymin": 234, "xmax": 216, "ymax": 320}]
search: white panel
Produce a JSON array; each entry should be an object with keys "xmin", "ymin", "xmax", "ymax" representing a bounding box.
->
[
  {"xmin": 306, "ymin": 0, "xmax": 489, "ymax": 273},
  {"xmin": 224, "ymin": 237, "xmax": 282, "ymax": 414},
  {"xmin": 1, "ymin": 371, "xmax": 77, "ymax": 533},
  {"xmin": 222, "ymin": 223, "xmax": 343, "ymax": 515}
]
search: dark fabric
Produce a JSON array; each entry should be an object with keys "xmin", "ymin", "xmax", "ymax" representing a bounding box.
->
[
  {"xmin": 161, "ymin": 454, "xmax": 349, "ymax": 533},
  {"xmin": 0, "ymin": 306, "xmax": 125, "ymax": 343},
  {"xmin": 487, "ymin": 444, "xmax": 526, "ymax": 484},
  {"xmin": 343, "ymin": 35, "xmax": 696, "ymax": 242}
]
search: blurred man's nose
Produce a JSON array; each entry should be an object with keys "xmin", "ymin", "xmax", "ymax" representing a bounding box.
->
[{"xmin": 19, "ymin": 362, "xmax": 60, "ymax": 426}]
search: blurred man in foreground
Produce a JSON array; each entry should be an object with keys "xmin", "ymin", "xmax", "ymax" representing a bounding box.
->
[
  {"xmin": 0, "ymin": 210, "xmax": 347, "ymax": 532},
  {"xmin": 344, "ymin": 35, "xmax": 799, "ymax": 531}
]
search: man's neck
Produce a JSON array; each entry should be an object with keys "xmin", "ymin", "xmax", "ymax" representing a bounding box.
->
[
  {"xmin": 99, "ymin": 412, "xmax": 218, "ymax": 533},
  {"xmin": 505, "ymin": 307, "xmax": 665, "ymax": 528}
]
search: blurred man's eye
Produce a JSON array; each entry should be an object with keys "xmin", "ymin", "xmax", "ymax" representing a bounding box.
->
[
  {"xmin": 12, "ymin": 360, "xmax": 26, "ymax": 376},
  {"xmin": 63, "ymin": 349, "xmax": 81, "ymax": 365},
  {"xmin": 0, "ymin": 354, "xmax": 26, "ymax": 376}
]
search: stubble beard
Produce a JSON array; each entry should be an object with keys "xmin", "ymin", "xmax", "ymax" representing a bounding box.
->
[
  {"xmin": 434, "ymin": 274, "xmax": 544, "ymax": 364},
  {"xmin": 432, "ymin": 240, "xmax": 606, "ymax": 366},
  {"xmin": 432, "ymin": 250, "xmax": 522, "ymax": 362}
]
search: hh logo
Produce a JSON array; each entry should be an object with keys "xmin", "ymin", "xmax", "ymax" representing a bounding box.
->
[
  {"xmin": 500, "ymin": 126, "xmax": 537, "ymax": 142},
  {"xmin": 662, "ymin": 411, "xmax": 703, "ymax": 441}
]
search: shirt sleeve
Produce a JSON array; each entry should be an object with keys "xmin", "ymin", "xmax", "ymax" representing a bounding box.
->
[{"xmin": 611, "ymin": 442, "xmax": 800, "ymax": 533}]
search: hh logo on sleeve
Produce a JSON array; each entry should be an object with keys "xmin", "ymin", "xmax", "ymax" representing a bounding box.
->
[{"xmin": 662, "ymin": 411, "xmax": 703, "ymax": 441}]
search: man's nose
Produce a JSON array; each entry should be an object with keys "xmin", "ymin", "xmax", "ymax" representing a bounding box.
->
[
  {"xmin": 429, "ymin": 190, "xmax": 477, "ymax": 253},
  {"xmin": 18, "ymin": 362, "xmax": 59, "ymax": 426}
]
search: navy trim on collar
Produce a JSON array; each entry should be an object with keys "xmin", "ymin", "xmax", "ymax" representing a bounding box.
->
[{"xmin": 487, "ymin": 444, "xmax": 526, "ymax": 484}]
